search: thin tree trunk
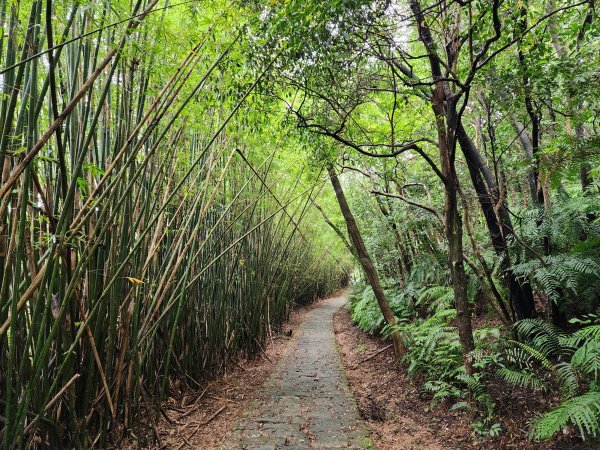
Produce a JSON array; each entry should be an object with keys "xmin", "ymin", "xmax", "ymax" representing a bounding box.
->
[
  {"xmin": 457, "ymin": 123, "xmax": 536, "ymax": 320},
  {"xmin": 515, "ymin": 5, "xmax": 563, "ymax": 324},
  {"xmin": 408, "ymin": 0, "xmax": 475, "ymax": 372},
  {"xmin": 327, "ymin": 164, "xmax": 405, "ymax": 360},
  {"xmin": 508, "ymin": 114, "xmax": 538, "ymax": 203},
  {"xmin": 312, "ymin": 201, "xmax": 356, "ymax": 258},
  {"xmin": 369, "ymin": 173, "xmax": 408, "ymax": 286},
  {"xmin": 431, "ymin": 88, "xmax": 475, "ymax": 374}
]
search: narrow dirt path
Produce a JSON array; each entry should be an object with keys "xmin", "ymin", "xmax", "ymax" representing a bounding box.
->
[{"xmin": 221, "ymin": 293, "xmax": 376, "ymax": 449}]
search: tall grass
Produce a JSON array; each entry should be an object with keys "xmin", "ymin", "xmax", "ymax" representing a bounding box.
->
[{"xmin": 0, "ymin": 1, "xmax": 346, "ymax": 447}]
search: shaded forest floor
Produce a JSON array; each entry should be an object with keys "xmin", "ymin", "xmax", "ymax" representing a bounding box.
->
[
  {"xmin": 333, "ymin": 306, "xmax": 463, "ymax": 450},
  {"xmin": 333, "ymin": 306, "xmax": 596, "ymax": 450}
]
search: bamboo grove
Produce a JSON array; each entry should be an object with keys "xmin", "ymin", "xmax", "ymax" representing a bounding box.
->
[{"xmin": 0, "ymin": 1, "xmax": 349, "ymax": 447}]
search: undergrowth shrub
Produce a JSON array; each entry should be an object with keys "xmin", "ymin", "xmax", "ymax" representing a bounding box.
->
[
  {"xmin": 347, "ymin": 196, "xmax": 600, "ymax": 442},
  {"xmin": 385, "ymin": 309, "xmax": 501, "ymax": 407},
  {"xmin": 497, "ymin": 318, "xmax": 600, "ymax": 441},
  {"xmin": 511, "ymin": 196, "xmax": 600, "ymax": 317},
  {"xmin": 348, "ymin": 284, "xmax": 410, "ymax": 334},
  {"xmin": 349, "ymin": 281, "xmax": 504, "ymax": 435}
]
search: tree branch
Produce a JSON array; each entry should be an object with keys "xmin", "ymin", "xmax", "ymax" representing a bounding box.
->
[{"xmin": 371, "ymin": 190, "xmax": 443, "ymax": 221}]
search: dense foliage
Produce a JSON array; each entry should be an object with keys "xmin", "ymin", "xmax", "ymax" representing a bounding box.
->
[
  {"xmin": 0, "ymin": 1, "xmax": 350, "ymax": 448},
  {"xmin": 0, "ymin": 0, "xmax": 598, "ymax": 447},
  {"xmin": 284, "ymin": 0, "xmax": 600, "ymax": 443}
]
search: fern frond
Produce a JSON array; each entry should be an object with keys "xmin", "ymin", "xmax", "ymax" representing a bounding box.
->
[
  {"xmin": 497, "ymin": 367, "xmax": 547, "ymax": 391},
  {"xmin": 456, "ymin": 373, "xmax": 486, "ymax": 397},
  {"xmin": 510, "ymin": 340, "xmax": 554, "ymax": 370},
  {"xmin": 416, "ymin": 285, "xmax": 454, "ymax": 312},
  {"xmin": 505, "ymin": 347, "xmax": 535, "ymax": 369},
  {"xmin": 555, "ymin": 362, "xmax": 580, "ymax": 399},
  {"xmin": 512, "ymin": 253, "xmax": 600, "ymax": 305},
  {"xmin": 561, "ymin": 334, "xmax": 586, "ymax": 351},
  {"xmin": 468, "ymin": 348, "xmax": 486, "ymax": 363},
  {"xmin": 577, "ymin": 325, "xmax": 600, "ymax": 341},
  {"xmin": 530, "ymin": 391, "xmax": 600, "ymax": 440},
  {"xmin": 571, "ymin": 341, "xmax": 600, "ymax": 380},
  {"xmin": 417, "ymin": 285, "xmax": 451, "ymax": 302},
  {"xmin": 515, "ymin": 319, "xmax": 565, "ymax": 357}
]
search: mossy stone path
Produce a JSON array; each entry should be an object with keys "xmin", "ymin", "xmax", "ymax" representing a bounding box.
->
[{"xmin": 221, "ymin": 293, "xmax": 376, "ymax": 449}]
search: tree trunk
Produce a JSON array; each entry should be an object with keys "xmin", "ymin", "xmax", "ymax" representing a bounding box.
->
[
  {"xmin": 408, "ymin": 0, "xmax": 475, "ymax": 372},
  {"xmin": 327, "ymin": 165, "xmax": 405, "ymax": 360},
  {"xmin": 457, "ymin": 123, "xmax": 536, "ymax": 320},
  {"xmin": 431, "ymin": 88, "xmax": 475, "ymax": 374},
  {"xmin": 508, "ymin": 114, "xmax": 538, "ymax": 204},
  {"xmin": 578, "ymin": 126, "xmax": 594, "ymax": 194},
  {"xmin": 515, "ymin": 7, "xmax": 562, "ymax": 323}
]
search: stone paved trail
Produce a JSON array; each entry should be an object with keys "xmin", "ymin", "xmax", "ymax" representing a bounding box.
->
[{"xmin": 221, "ymin": 293, "xmax": 376, "ymax": 449}]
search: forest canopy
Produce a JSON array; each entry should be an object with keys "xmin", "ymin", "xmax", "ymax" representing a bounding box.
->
[{"xmin": 0, "ymin": 0, "xmax": 598, "ymax": 447}]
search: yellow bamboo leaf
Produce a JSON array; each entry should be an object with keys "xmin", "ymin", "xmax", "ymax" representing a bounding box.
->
[{"xmin": 125, "ymin": 277, "xmax": 145, "ymax": 285}]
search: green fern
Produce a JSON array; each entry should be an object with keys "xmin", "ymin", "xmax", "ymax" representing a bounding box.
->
[
  {"xmin": 530, "ymin": 392, "xmax": 600, "ymax": 440},
  {"xmin": 457, "ymin": 373, "xmax": 487, "ymax": 397},
  {"xmin": 387, "ymin": 308, "xmax": 463, "ymax": 389},
  {"xmin": 416, "ymin": 284, "xmax": 454, "ymax": 312},
  {"xmin": 555, "ymin": 362, "xmax": 580, "ymax": 399},
  {"xmin": 515, "ymin": 319, "xmax": 566, "ymax": 358},
  {"xmin": 512, "ymin": 252, "xmax": 600, "ymax": 306},
  {"xmin": 349, "ymin": 285, "xmax": 386, "ymax": 334},
  {"xmin": 497, "ymin": 367, "xmax": 547, "ymax": 391},
  {"xmin": 510, "ymin": 197, "xmax": 600, "ymax": 314},
  {"xmin": 571, "ymin": 341, "xmax": 600, "ymax": 380},
  {"xmin": 503, "ymin": 320, "xmax": 600, "ymax": 440},
  {"xmin": 510, "ymin": 340, "xmax": 554, "ymax": 371},
  {"xmin": 504, "ymin": 347, "xmax": 535, "ymax": 368},
  {"xmin": 349, "ymin": 284, "xmax": 411, "ymax": 334},
  {"xmin": 577, "ymin": 325, "xmax": 600, "ymax": 341},
  {"xmin": 423, "ymin": 380, "xmax": 462, "ymax": 406},
  {"xmin": 513, "ymin": 196, "xmax": 600, "ymax": 256}
]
